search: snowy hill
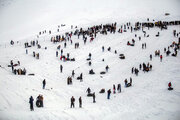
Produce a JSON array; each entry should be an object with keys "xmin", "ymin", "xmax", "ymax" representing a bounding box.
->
[{"xmin": 0, "ymin": 0, "xmax": 180, "ymax": 120}]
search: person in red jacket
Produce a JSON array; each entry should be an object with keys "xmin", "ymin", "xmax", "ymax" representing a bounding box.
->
[
  {"xmin": 168, "ymin": 82, "xmax": 172, "ymax": 88},
  {"xmin": 160, "ymin": 55, "xmax": 163, "ymax": 62},
  {"xmin": 168, "ymin": 82, "xmax": 173, "ymax": 90}
]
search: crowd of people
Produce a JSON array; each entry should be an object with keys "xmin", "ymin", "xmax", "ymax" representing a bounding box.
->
[{"xmin": 7, "ymin": 19, "xmax": 179, "ymax": 111}]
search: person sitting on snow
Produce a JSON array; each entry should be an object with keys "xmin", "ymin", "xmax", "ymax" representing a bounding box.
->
[{"xmin": 168, "ymin": 82, "xmax": 173, "ymax": 90}]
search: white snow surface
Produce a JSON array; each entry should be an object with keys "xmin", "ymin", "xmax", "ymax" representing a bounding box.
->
[{"xmin": 0, "ymin": 0, "xmax": 180, "ymax": 120}]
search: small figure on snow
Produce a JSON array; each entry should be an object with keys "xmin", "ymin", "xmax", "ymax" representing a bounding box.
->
[
  {"xmin": 42, "ymin": 79, "xmax": 46, "ymax": 89},
  {"xmin": 60, "ymin": 65, "xmax": 63, "ymax": 73},
  {"xmin": 168, "ymin": 82, "xmax": 173, "ymax": 90},
  {"xmin": 71, "ymin": 96, "xmax": 75, "ymax": 108},
  {"xmin": 29, "ymin": 96, "xmax": 34, "ymax": 111},
  {"xmin": 79, "ymin": 96, "xmax": 82, "ymax": 108},
  {"xmin": 107, "ymin": 89, "xmax": 111, "ymax": 99},
  {"xmin": 93, "ymin": 92, "xmax": 96, "ymax": 103},
  {"xmin": 105, "ymin": 65, "xmax": 109, "ymax": 72}
]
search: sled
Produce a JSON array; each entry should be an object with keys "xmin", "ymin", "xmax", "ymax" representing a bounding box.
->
[
  {"xmin": 99, "ymin": 89, "xmax": 105, "ymax": 93},
  {"xmin": 165, "ymin": 13, "xmax": 170, "ymax": 16},
  {"xmin": 156, "ymin": 34, "xmax": 159, "ymax": 37},
  {"xmin": 168, "ymin": 87, "xmax": 173, "ymax": 90},
  {"xmin": 119, "ymin": 54, "xmax": 125, "ymax": 59},
  {"xmin": 77, "ymin": 76, "xmax": 82, "ymax": 80},
  {"xmin": 127, "ymin": 83, "xmax": 132, "ymax": 87},
  {"xmin": 171, "ymin": 53, "xmax": 177, "ymax": 57},
  {"xmin": 8, "ymin": 64, "xmax": 19, "ymax": 67},
  {"xmin": 36, "ymin": 100, "xmax": 42, "ymax": 107},
  {"xmin": 100, "ymin": 71, "xmax": 106, "ymax": 74},
  {"xmin": 70, "ymin": 58, "xmax": 75, "ymax": 61},
  {"xmin": 87, "ymin": 93, "xmax": 93, "ymax": 97},
  {"xmin": 89, "ymin": 70, "xmax": 95, "ymax": 74},
  {"xmin": 86, "ymin": 58, "xmax": 91, "ymax": 61},
  {"xmin": 28, "ymin": 73, "xmax": 35, "ymax": 76}
]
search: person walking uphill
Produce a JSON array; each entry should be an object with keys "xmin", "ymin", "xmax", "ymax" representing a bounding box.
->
[
  {"xmin": 29, "ymin": 96, "xmax": 34, "ymax": 111},
  {"xmin": 107, "ymin": 89, "xmax": 111, "ymax": 99},
  {"xmin": 42, "ymin": 79, "xmax": 46, "ymax": 89},
  {"xmin": 71, "ymin": 96, "xmax": 75, "ymax": 108}
]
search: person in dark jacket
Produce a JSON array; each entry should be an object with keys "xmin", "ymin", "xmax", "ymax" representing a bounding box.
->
[
  {"xmin": 80, "ymin": 73, "xmax": 83, "ymax": 81},
  {"xmin": 124, "ymin": 79, "xmax": 128, "ymax": 87},
  {"xmin": 71, "ymin": 96, "xmax": 75, "ymax": 108},
  {"xmin": 113, "ymin": 84, "xmax": 116, "ymax": 94},
  {"xmin": 93, "ymin": 92, "xmax": 96, "ymax": 103},
  {"xmin": 117, "ymin": 84, "xmax": 121, "ymax": 93},
  {"xmin": 10, "ymin": 60, "xmax": 14, "ymax": 72},
  {"xmin": 29, "ymin": 96, "xmax": 34, "ymax": 111},
  {"xmin": 89, "ymin": 53, "xmax": 92, "ymax": 59},
  {"xmin": 131, "ymin": 67, "xmax": 134, "ymax": 74},
  {"xmin": 60, "ymin": 65, "xmax": 63, "ymax": 73},
  {"xmin": 107, "ymin": 89, "xmax": 111, "ymax": 99},
  {"xmin": 102, "ymin": 46, "xmax": 104, "ymax": 52},
  {"xmin": 72, "ymin": 70, "xmax": 75, "ymax": 77},
  {"xmin": 79, "ymin": 96, "xmax": 82, "ymax": 108},
  {"xmin": 61, "ymin": 49, "xmax": 63, "ymax": 55},
  {"xmin": 56, "ymin": 51, "xmax": 58, "ymax": 57},
  {"xmin": 130, "ymin": 77, "xmax": 132, "ymax": 85},
  {"xmin": 86, "ymin": 87, "xmax": 91, "ymax": 94},
  {"xmin": 105, "ymin": 65, "xmax": 109, "ymax": 72},
  {"xmin": 139, "ymin": 64, "xmax": 142, "ymax": 70},
  {"xmin": 42, "ymin": 79, "xmax": 46, "ymax": 89}
]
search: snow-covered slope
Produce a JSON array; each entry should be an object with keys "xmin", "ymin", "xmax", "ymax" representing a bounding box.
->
[{"xmin": 0, "ymin": 0, "xmax": 180, "ymax": 120}]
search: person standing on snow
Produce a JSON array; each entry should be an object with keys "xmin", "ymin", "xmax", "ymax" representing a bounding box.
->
[
  {"xmin": 42, "ymin": 79, "xmax": 46, "ymax": 89},
  {"xmin": 107, "ymin": 89, "xmax": 111, "ymax": 99},
  {"xmin": 105, "ymin": 65, "xmax": 109, "ymax": 72},
  {"xmin": 80, "ymin": 73, "xmax": 83, "ymax": 81},
  {"xmin": 61, "ymin": 49, "xmax": 63, "ymax": 56},
  {"xmin": 26, "ymin": 49, "xmax": 28, "ymax": 54},
  {"xmin": 113, "ymin": 84, "xmax": 116, "ymax": 94},
  {"xmin": 102, "ymin": 46, "xmax": 104, "ymax": 52},
  {"xmin": 117, "ymin": 84, "xmax": 121, "ymax": 93},
  {"xmin": 130, "ymin": 77, "xmax": 132, "ymax": 85},
  {"xmin": 71, "ymin": 96, "xmax": 75, "ymax": 108},
  {"xmin": 89, "ymin": 53, "xmax": 92, "ymax": 59},
  {"xmin": 29, "ymin": 96, "xmax": 34, "ymax": 111},
  {"xmin": 150, "ymin": 54, "xmax": 152, "ymax": 61},
  {"xmin": 86, "ymin": 87, "xmax": 91, "ymax": 94},
  {"xmin": 124, "ymin": 79, "xmax": 128, "ymax": 87},
  {"xmin": 160, "ymin": 55, "xmax": 163, "ymax": 62},
  {"xmin": 93, "ymin": 92, "xmax": 96, "ymax": 103},
  {"xmin": 60, "ymin": 65, "xmax": 63, "ymax": 73},
  {"xmin": 72, "ymin": 70, "xmax": 75, "ymax": 77},
  {"xmin": 56, "ymin": 51, "xmax": 58, "ymax": 57},
  {"xmin": 79, "ymin": 96, "xmax": 82, "ymax": 108}
]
